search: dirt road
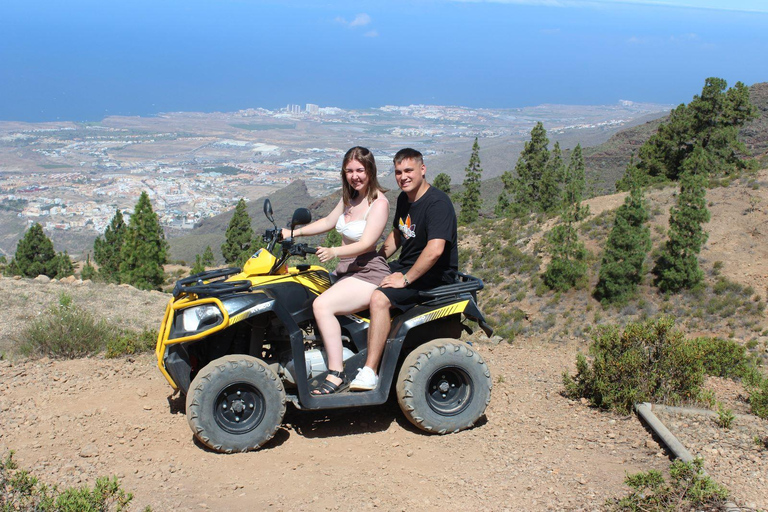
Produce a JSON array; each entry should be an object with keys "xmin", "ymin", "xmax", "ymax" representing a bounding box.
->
[{"xmin": 1, "ymin": 340, "xmax": 674, "ymax": 511}]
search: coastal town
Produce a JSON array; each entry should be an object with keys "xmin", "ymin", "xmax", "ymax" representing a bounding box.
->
[{"xmin": 0, "ymin": 100, "xmax": 670, "ymax": 256}]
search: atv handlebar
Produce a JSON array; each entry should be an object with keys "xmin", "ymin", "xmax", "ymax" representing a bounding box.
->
[{"xmin": 287, "ymin": 241, "xmax": 316, "ymax": 256}]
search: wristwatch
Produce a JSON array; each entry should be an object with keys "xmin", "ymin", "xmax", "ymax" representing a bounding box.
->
[{"xmin": 403, "ymin": 274, "xmax": 410, "ymax": 286}]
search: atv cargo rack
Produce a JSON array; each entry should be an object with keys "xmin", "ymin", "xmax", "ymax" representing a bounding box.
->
[
  {"xmin": 418, "ymin": 271, "xmax": 484, "ymax": 300},
  {"xmin": 172, "ymin": 267, "xmax": 251, "ymax": 299}
]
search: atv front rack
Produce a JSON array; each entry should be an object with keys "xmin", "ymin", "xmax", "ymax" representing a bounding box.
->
[{"xmin": 172, "ymin": 267, "xmax": 251, "ymax": 299}]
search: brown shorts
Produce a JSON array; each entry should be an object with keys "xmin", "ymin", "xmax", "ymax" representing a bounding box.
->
[{"xmin": 334, "ymin": 252, "xmax": 391, "ymax": 287}]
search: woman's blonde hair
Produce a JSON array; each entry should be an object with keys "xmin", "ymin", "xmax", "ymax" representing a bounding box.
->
[{"xmin": 341, "ymin": 146, "xmax": 385, "ymax": 206}]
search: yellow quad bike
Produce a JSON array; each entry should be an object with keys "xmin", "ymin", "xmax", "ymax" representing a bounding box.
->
[{"xmin": 156, "ymin": 199, "xmax": 494, "ymax": 453}]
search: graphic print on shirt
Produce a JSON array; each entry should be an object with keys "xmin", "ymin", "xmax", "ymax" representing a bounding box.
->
[{"xmin": 398, "ymin": 215, "xmax": 416, "ymax": 239}]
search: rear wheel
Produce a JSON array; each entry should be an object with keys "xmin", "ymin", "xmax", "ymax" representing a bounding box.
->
[
  {"xmin": 396, "ymin": 339, "xmax": 491, "ymax": 434},
  {"xmin": 186, "ymin": 355, "xmax": 286, "ymax": 453}
]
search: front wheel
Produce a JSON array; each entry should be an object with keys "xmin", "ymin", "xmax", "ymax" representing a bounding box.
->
[
  {"xmin": 186, "ymin": 355, "xmax": 286, "ymax": 453},
  {"xmin": 396, "ymin": 339, "xmax": 492, "ymax": 434}
]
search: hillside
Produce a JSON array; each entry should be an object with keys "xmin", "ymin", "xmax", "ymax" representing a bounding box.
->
[
  {"xmin": 2, "ymin": 169, "xmax": 768, "ymax": 510},
  {"xmin": 580, "ymin": 80, "xmax": 768, "ymax": 194},
  {"xmin": 447, "ymin": 82, "xmax": 768, "ymax": 217},
  {"xmin": 168, "ymin": 180, "xmax": 408, "ymax": 263}
]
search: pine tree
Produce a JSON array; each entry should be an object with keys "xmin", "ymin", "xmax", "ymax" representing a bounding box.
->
[
  {"xmin": 191, "ymin": 255, "xmax": 206, "ymax": 275},
  {"xmin": 8, "ymin": 223, "xmax": 58, "ymax": 278},
  {"xmin": 201, "ymin": 245, "xmax": 215, "ymax": 267},
  {"xmin": 54, "ymin": 250, "xmax": 74, "ymax": 278},
  {"xmin": 221, "ymin": 198, "xmax": 254, "ymax": 264},
  {"xmin": 564, "ymin": 144, "xmax": 586, "ymax": 206},
  {"xmin": 94, "ymin": 209, "xmax": 126, "ymax": 283},
  {"xmin": 539, "ymin": 141, "xmax": 564, "ymax": 214},
  {"xmin": 542, "ymin": 205, "xmax": 588, "ymax": 291},
  {"xmin": 119, "ymin": 191, "xmax": 168, "ymax": 291},
  {"xmin": 501, "ymin": 122, "xmax": 550, "ymax": 215},
  {"xmin": 81, "ymin": 253, "xmax": 96, "ymax": 280},
  {"xmin": 594, "ymin": 165, "xmax": 652, "ymax": 303},
  {"xmin": 652, "ymin": 146, "xmax": 711, "ymax": 292},
  {"xmin": 324, "ymin": 229, "xmax": 342, "ymax": 248},
  {"xmin": 625, "ymin": 77, "xmax": 757, "ymax": 188},
  {"xmin": 459, "ymin": 138, "xmax": 483, "ymax": 224},
  {"xmin": 494, "ymin": 191, "xmax": 511, "ymax": 217},
  {"xmin": 433, "ymin": 173, "xmax": 451, "ymax": 194}
]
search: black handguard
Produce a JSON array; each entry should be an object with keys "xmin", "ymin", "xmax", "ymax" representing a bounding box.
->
[
  {"xmin": 290, "ymin": 243, "xmax": 316, "ymax": 256},
  {"xmin": 264, "ymin": 227, "xmax": 281, "ymax": 243}
]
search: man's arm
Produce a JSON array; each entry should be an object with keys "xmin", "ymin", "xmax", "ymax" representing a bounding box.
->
[
  {"xmin": 378, "ymin": 229, "xmax": 401, "ymax": 259},
  {"xmin": 380, "ymin": 238, "xmax": 445, "ymax": 289}
]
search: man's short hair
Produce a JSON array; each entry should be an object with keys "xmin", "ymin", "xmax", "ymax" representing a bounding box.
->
[{"xmin": 393, "ymin": 148, "xmax": 423, "ymax": 167}]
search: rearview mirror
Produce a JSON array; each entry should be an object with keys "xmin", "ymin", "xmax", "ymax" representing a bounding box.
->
[
  {"xmin": 290, "ymin": 208, "xmax": 311, "ymax": 229},
  {"xmin": 263, "ymin": 199, "xmax": 274, "ymax": 223}
]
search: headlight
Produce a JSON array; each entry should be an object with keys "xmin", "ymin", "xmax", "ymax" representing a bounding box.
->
[{"xmin": 182, "ymin": 304, "xmax": 223, "ymax": 332}]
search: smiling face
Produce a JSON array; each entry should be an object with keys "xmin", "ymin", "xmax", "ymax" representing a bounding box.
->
[
  {"xmin": 394, "ymin": 157, "xmax": 427, "ymax": 199},
  {"xmin": 344, "ymin": 159, "xmax": 370, "ymax": 196}
]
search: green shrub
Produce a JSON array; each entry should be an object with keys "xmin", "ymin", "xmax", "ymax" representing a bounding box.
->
[
  {"xmin": 17, "ymin": 293, "xmax": 115, "ymax": 359},
  {"xmin": 563, "ymin": 317, "xmax": 705, "ymax": 413},
  {"xmin": 608, "ymin": 458, "xmax": 728, "ymax": 511},
  {"xmin": 749, "ymin": 378, "xmax": 768, "ymax": 419},
  {"xmin": 690, "ymin": 336, "xmax": 755, "ymax": 379},
  {"xmin": 105, "ymin": 329, "xmax": 158, "ymax": 358},
  {"xmin": 490, "ymin": 307, "xmax": 526, "ymax": 341},
  {"xmin": 500, "ymin": 243, "xmax": 539, "ymax": 276},
  {"xmin": 715, "ymin": 403, "xmax": 735, "ymax": 429},
  {"xmin": 0, "ymin": 450, "xmax": 134, "ymax": 511}
]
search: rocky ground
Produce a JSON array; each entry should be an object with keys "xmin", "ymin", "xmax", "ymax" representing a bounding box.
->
[
  {"xmin": 2, "ymin": 340, "xmax": 674, "ymax": 511},
  {"xmin": 1, "ymin": 319, "xmax": 766, "ymax": 510}
]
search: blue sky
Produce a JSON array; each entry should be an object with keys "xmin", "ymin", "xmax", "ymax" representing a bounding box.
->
[{"xmin": 0, "ymin": 0, "xmax": 766, "ymax": 122}]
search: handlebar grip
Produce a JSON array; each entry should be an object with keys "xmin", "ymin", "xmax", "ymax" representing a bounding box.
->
[{"xmin": 304, "ymin": 246, "xmax": 317, "ymax": 254}]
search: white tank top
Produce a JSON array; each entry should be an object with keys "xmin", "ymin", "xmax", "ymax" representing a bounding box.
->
[{"xmin": 335, "ymin": 197, "xmax": 382, "ymax": 242}]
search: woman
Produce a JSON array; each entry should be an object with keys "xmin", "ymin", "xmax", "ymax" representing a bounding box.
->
[{"xmin": 283, "ymin": 146, "xmax": 390, "ymax": 394}]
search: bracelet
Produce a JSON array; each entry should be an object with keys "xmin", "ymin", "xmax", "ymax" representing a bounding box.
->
[{"xmin": 403, "ymin": 274, "xmax": 410, "ymax": 286}]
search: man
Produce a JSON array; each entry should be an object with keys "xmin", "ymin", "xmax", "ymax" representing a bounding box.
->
[{"xmin": 349, "ymin": 148, "xmax": 458, "ymax": 391}]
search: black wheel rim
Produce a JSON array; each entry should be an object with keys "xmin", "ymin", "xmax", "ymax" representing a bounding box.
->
[
  {"xmin": 426, "ymin": 366, "xmax": 473, "ymax": 416},
  {"xmin": 213, "ymin": 381, "xmax": 266, "ymax": 435}
]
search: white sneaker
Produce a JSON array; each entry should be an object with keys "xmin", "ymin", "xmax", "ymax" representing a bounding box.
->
[{"xmin": 349, "ymin": 366, "xmax": 378, "ymax": 391}]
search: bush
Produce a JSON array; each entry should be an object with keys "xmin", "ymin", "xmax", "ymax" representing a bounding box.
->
[
  {"xmin": 106, "ymin": 329, "xmax": 158, "ymax": 358},
  {"xmin": 563, "ymin": 317, "xmax": 705, "ymax": 413},
  {"xmin": 0, "ymin": 450, "xmax": 134, "ymax": 511},
  {"xmin": 542, "ymin": 257, "xmax": 588, "ymax": 292},
  {"xmin": 608, "ymin": 458, "xmax": 728, "ymax": 511},
  {"xmin": 749, "ymin": 378, "xmax": 768, "ymax": 419},
  {"xmin": 17, "ymin": 293, "xmax": 115, "ymax": 359},
  {"xmin": 690, "ymin": 336, "xmax": 756, "ymax": 379}
]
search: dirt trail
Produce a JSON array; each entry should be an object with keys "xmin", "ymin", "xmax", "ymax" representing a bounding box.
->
[{"xmin": 1, "ymin": 343, "xmax": 671, "ymax": 511}]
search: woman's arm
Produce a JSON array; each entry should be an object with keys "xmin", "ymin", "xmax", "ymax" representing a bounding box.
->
[
  {"xmin": 316, "ymin": 198, "xmax": 389, "ymax": 261},
  {"xmin": 281, "ymin": 199, "xmax": 344, "ymax": 239}
]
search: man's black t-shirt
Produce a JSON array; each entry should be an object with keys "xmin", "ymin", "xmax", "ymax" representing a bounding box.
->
[{"xmin": 391, "ymin": 186, "xmax": 458, "ymax": 288}]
